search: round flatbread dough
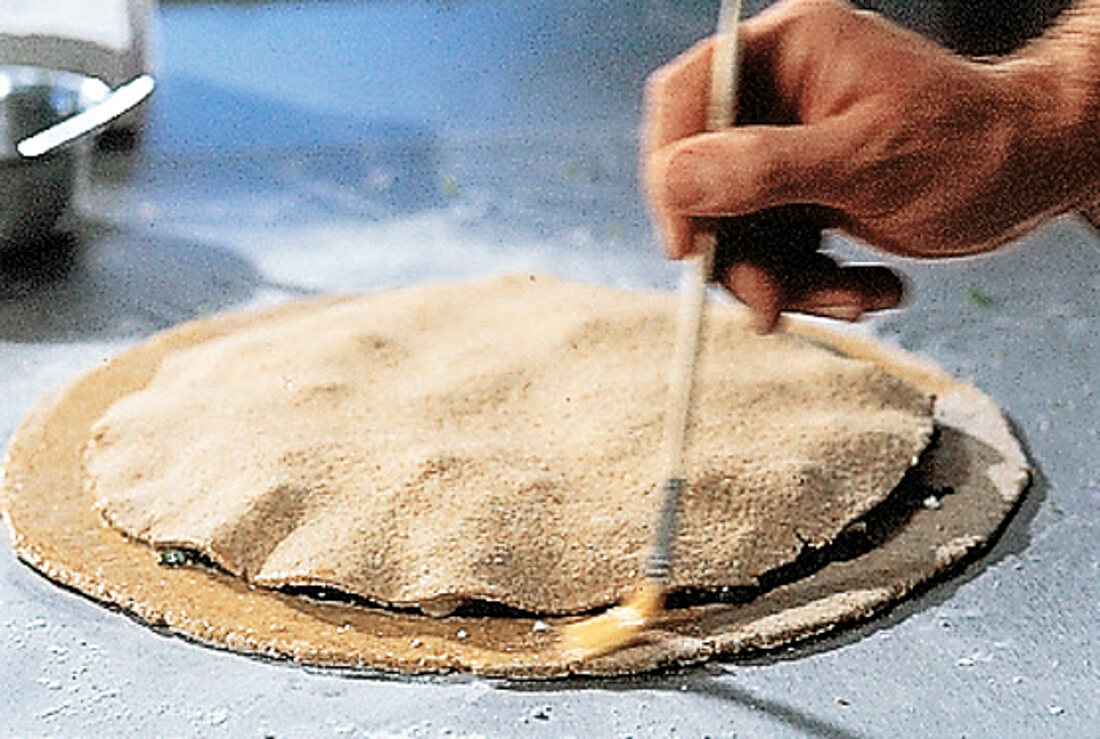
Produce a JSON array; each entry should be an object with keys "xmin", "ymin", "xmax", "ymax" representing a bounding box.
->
[
  {"xmin": 83, "ymin": 275, "xmax": 932, "ymax": 616},
  {"xmin": 1, "ymin": 275, "xmax": 1030, "ymax": 677}
]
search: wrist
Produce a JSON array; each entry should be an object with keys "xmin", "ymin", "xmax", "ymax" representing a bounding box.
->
[{"xmin": 994, "ymin": 3, "xmax": 1100, "ymax": 215}]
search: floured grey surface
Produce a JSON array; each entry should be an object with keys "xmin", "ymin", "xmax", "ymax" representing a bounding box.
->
[{"xmin": 2, "ymin": 0, "xmax": 1098, "ymax": 735}]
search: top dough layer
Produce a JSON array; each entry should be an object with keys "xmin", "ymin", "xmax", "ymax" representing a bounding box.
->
[{"xmin": 84, "ymin": 275, "xmax": 934, "ymax": 615}]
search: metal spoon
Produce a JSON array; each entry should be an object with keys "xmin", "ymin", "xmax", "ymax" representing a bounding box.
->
[{"xmin": 17, "ymin": 74, "xmax": 155, "ymax": 159}]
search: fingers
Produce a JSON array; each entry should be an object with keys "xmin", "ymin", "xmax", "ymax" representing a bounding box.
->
[
  {"xmin": 661, "ymin": 215, "xmax": 699, "ymax": 263},
  {"xmin": 654, "ymin": 111, "xmax": 868, "ymax": 215},
  {"xmin": 642, "ymin": 0, "xmax": 880, "ymax": 259},
  {"xmin": 648, "ymin": 128, "xmax": 810, "ymax": 259},
  {"xmin": 645, "ymin": 107, "xmax": 872, "ymax": 259},
  {"xmin": 786, "ymin": 262, "xmax": 905, "ymax": 314},
  {"xmin": 641, "ymin": 39, "xmax": 715, "ymax": 260},
  {"xmin": 642, "ymin": 38, "xmax": 713, "ymax": 159},
  {"xmin": 642, "ymin": 0, "xmax": 911, "ymax": 331},
  {"xmin": 641, "ymin": 0, "xmax": 854, "ymax": 155},
  {"xmin": 719, "ymin": 258, "xmax": 905, "ymax": 333},
  {"xmin": 725, "ymin": 262, "xmax": 785, "ymax": 333}
]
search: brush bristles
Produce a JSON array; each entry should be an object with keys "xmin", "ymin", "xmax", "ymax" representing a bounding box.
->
[{"xmin": 559, "ymin": 582, "xmax": 665, "ymax": 661}]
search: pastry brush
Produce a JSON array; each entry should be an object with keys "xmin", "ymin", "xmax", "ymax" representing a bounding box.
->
[{"xmin": 560, "ymin": 0, "xmax": 743, "ymax": 662}]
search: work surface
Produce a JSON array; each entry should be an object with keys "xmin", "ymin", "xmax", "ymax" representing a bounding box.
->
[{"xmin": 1, "ymin": 1, "xmax": 1097, "ymax": 736}]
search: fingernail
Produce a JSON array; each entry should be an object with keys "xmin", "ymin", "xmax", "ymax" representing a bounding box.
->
[
  {"xmin": 728, "ymin": 264, "xmax": 782, "ymax": 333},
  {"xmin": 752, "ymin": 309, "xmax": 781, "ymax": 334},
  {"xmin": 815, "ymin": 304, "xmax": 865, "ymax": 322}
]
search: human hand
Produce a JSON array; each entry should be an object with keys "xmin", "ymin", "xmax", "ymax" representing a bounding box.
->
[{"xmin": 644, "ymin": 0, "xmax": 1084, "ymax": 330}]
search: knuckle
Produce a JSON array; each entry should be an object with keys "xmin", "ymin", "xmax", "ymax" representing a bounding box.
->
[
  {"xmin": 643, "ymin": 65, "xmax": 673, "ymax": 103},
  {"xmin": 784, "ymin": 0, "xmax": 847, "ymax": 21},
  {"xmin": 645, "ymin": 36, "xmax": 712, "ymax": 101}
]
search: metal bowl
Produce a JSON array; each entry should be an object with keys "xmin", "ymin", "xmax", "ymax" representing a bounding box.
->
[{"xmin": 0, "ymin": 65, "xmax": 111, "ymax": 249}]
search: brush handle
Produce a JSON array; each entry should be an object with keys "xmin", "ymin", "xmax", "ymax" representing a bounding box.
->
[
  {"xmin": 648, "ymin": 0, "xmax": 743, "ymax": 582},
  {"xmin": 648, "ymin": 232, "xmax": 716, "ymax": 581}
]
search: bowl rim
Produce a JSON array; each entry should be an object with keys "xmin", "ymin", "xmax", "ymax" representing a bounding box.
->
[
  {"xmin": 0, "ymin": 64, "xmax": 111, "ymax": 101},
  {"xmin": 0, "ymin": 64, "xmax": 112, "ymax": 159}
]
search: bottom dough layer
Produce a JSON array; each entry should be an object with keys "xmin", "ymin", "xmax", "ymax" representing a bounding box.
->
[{"xmin": 0, "ymin": 292, "xmax": 1030, "ymax": 678}]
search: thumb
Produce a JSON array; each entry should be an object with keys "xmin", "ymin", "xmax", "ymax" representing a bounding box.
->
[{"xmin": 652, "ymin": 116, "xmax": 860, "ymax": 217}]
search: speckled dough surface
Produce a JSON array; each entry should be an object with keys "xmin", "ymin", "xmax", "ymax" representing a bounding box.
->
[
  {"xmin": 83, "ymin": 275, "xmax": 933, "ymax": 616},
  {"xmin": 0, "ymin": 276, "xmax": 1031, "ymax": 677}
]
